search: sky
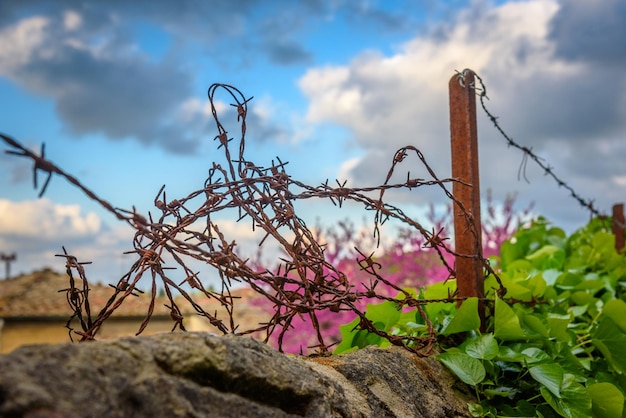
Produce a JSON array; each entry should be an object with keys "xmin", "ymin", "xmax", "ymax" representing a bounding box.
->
[{"xmin": 1, "ymin": 0, "xmax": 625, "ymax": 286}]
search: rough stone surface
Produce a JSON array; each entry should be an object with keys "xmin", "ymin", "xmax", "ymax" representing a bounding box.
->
[{"xmin": 0, "ymin": 332, "xmax": 474, "ymax": 417}]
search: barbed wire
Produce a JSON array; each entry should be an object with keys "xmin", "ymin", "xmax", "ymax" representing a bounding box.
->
[
  {"xmin": 455, "ymin": 69, "xmax": 603, "ymax": 219},
  {"xmin": 2, "ymin": 82, "xmax": 511, "ymax": 355},
  {"xmin": 11, "ymin": 71, "xmax": 614, "ymax": 354}
]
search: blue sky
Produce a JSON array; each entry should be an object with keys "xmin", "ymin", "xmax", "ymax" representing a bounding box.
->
[{"xmin": 1, "ymin": 0, "xmax": 625, "ymax": 285}]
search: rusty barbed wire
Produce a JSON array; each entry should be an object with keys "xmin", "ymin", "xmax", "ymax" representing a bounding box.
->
[
  {"xmin": 1, "ymin": 133, "xmax": 129, "ymax": 221},
  {"xmin": 56, "ymin": 246, "xmax": 96, "ymax": 341},
  {"xmin": 455, "ymin": 69, "xmax": 603, "ymax": 218},
  {"xmin": 2, "ymin": 83, "xmax": 508, "ymax": 356}
]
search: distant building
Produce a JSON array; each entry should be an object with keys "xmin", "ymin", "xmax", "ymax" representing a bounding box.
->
[{"xmin": 0, "ymin": 269, "xmax": 268, "ymax": 353}]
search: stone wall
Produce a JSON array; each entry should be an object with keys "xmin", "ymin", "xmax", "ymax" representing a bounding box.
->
[{"xmin": 0, "ymin": 332, "xmax": 474, "ymax": 417}]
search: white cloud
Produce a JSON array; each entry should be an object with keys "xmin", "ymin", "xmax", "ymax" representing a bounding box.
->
[
  {"xmin": 297, "ymin": 0, "xmax": 626, "ymax": 229},
  {"xmin": 176, "ymin": 216, "xmax": 263, "ymax": 242},
  {"xmin": 0, "ymin": 9, "xmax": 197, "ymax": 153},
  {"xmin": 0, "ymin": 198, "xmax": 100, "ymax": 239},
  {"xmin": 251, "ymin": 97, "xmax": 275, "ymax": 124},
  {"xmin": 0, "ymin": 198, "xmax": 271, "ymax": 282},
  {"xmin": 613, "ymin": 176, "xmax": 626, "ymax": 187},
  {"xmin": 299, "ymin": 66, "xmax": 353, "ymax": 123},
  {"xmin": 299, "ymin": 0, "xmax": 567, "ymax": 151},
  {"xmin": 178, "ymin": 98, "xmax": 226, "ymax": 121},
  {"xmin": 0, "ymin": 16, "xmax": 49, "ymax": 75},
  {"xmin": 63, "ymin": 10, "xmax": 82, "ymax": 31},
  {"xmin": 336, "ymin": 157, "xmax": 361, "ymax": 185},
  {"xmin": 0, "ymin": 199, "xmax": 126, "ymax": 280}
]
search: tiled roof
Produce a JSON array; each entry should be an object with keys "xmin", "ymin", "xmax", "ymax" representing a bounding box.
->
[
  {"xmin": 0, "ymin": 269, "xmax": 171, "ymax": 318},
  {"xmin": 0, "ymin": 269, "xmax": 269, "ymax": 331}
]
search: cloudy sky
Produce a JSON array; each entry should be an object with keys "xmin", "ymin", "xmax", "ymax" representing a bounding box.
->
[{"xmin": 1, "ymin": 0, "xmax": 625, "ymax": 285}]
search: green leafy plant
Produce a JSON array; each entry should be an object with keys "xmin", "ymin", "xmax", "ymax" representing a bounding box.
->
[{"xmin": 335, "ymin": 217, "xmax": 626, "ymax": 417}]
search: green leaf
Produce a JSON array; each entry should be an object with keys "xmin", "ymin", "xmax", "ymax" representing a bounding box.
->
[
  {"xmin": 553, "ymin": 342, "xmax": 586, "ymax": 375},
  {"xmin": 498, "ymin": 274, "xmax": 533, "ymax": 300},
  {"xmin": 468, "ymin": 402, "xmax": 497, "ymax": 417},
  {"xmin": 440, "ymin": 297, "xmax": 481, "ymax": 336},
  {"xmin": 494, "ymin": 297, "xmax": 526, "ymax": 340},
  {"xmin": 365, "ymin": 300, "xmax": 401, "ymax": 331},
  {"xmin": 526, "ymin": 245, "xmax": 566, "ymax": 270},
  {"xmin": 527, "ymin": 274, "xmax": 548, "ymax": 298},
  {"xmin": 465, "ymin": 333, "xmax": 499, "ymax": 360},
  {"xmin": 500, "ymin": 239, "xmax": 526, "ymax": 266},
  {"xmin": 504, "ymin": 259, "xmax": 534, "ymax": 275},
  {"xmin": 483, "ymin": 386, "xmax": 514, "ymax": 398},
  {"xmin": 540, "ymin": 374, "xmax": 591, "ymax": 418},
  {"xmin": 570, "ymin": 291, "xmax": 601, "ymax": 317},
  {"xmin": 521, "ymin": 347, "xmax": 551, "ymax": 364},
  {"xmin": 575, "ymin": 278, "xmax": 604, "ymax": 293},
  {"xmin": 567, "ymin": 304, "xmax": 588, "ymax": 319},
  {"xmin": 422, "ymin": 279, "xmax": 457, "ymax": 299},
  {"xmin": 505, "ymin": 400, "xmax": 541, "ymax": 417},
  {"xmin": 437, "ymin": 352, "xmax": 486, "ymax": 386},
  {"xmin": 592, "ymin": 316, "xmax": 626, "ymax": 373},
  {"xmin": 556, "ymin": 272, "xmax": 583, "ymax": 289},
  {"xmin": 602, "ymin": 299, "xmax": 626, "ymax": 333},
  {"xmin": 588, "ymin": 382, "xmax": 624, "ymax": 418},
  {"xmin": 547, "ymin": 314, "xmax": 573, "ymax": 343},
  {"xmin": 529, "ymin": 363, "xmax": 564, "ymax": 397},
  {"xmin": 592, "ymin": 231, "xmax": 616, "ymax": 256},
  {"xmin": 422, "ymin": 280, "xmax": 457, "ymax": 319},
  {"xmin": 352, "ymin": 328, "xmax": 382, "ymax": 349},
  {"xmin": 334, "ymin": 317, "xmax": 361, "ymax": 354},
  {"xmin": 521, "ymin": 312, "xmax": 549, "ymax": 337},
  {"xmin": 497, "ymin": 345, "xmax": 526, "ymax": 363},
  {"xmin": 541, "ymin": 269, "xmax": 562, "ymax": 286}
]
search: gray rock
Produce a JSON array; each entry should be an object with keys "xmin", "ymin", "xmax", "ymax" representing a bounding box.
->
[{"xmin": 0, "ymin": 332, "xmax": 473, "ymax": 417}]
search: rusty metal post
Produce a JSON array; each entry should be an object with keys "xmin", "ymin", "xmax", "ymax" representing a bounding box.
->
[
  {"xmin": 613, "ymin": 204, "xmax": 625, "ymax": 252},
  {"xmin": 449, "ymin": 70, "xmax": 484, "ymax": 327}
]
